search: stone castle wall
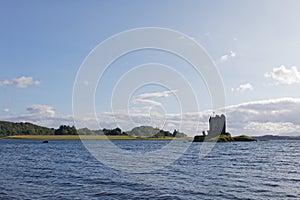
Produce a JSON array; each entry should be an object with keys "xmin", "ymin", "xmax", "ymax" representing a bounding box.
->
[{"xmin": 208, "ymin": 114, "xmax": 226, "ymax": 136}]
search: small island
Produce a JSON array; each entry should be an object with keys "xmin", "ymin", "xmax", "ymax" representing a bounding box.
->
[
  {"xmin": 193, "ymin": 132, "xmax": 256, "ymax": 142},
  {"xmin": 193, "ymin": 114, "xmax": 256, "ymax": 142}
]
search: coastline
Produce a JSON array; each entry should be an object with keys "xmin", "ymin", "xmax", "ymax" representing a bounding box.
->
[{"xmin": 2, "ymin": 135, "xmax": 193, "ymax": 141}]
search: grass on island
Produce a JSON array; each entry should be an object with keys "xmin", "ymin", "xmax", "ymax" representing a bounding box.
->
[
  {"xmin": 3, "ymin": 135, "xmax": 193, "ymax": 141},
  {"xmin": 232, "ymin": 135, "xmax": 256, "ymax": 142},
  {"xmin": 207, "ymin": 134, "xmax": 256, "ymax": 142},
  {"xmin": 193, "ymin": 133, "xmax": 257, "ymax": 142}
]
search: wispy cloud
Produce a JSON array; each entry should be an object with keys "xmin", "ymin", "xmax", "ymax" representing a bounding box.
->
[
  {"xmin": 0, "ymin": 76, "xmax": 40, "ymax": 88},
  {"xmin": 136, "ymin": 90, "xmax": 176, "ymax": 100},
  {"xmin": 232, "ymin": 83, "xmax": 253, "ymax": 92},
  {"xmin": 131, "ymin": 90, "xmax": 177, "ymax": 108},
  {"xmin": 131, "ymin": 99, "xmax": 162, "ymax": 106},
  {"xmin": 220, "ymin": 51, "xmax": 236, "ymax": 62},
  {"xmin": 264, "ymin": 65, "xmax": 300, "ymax": 85}
]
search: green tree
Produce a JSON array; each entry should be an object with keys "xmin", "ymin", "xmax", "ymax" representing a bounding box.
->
[{"xmin": 55, "ymin": 125, "xmax": 77, "ymax": 135}]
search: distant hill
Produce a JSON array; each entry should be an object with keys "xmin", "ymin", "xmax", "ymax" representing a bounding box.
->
[
  {"xmin": 279, "ymin": 132, "xmax": 300, "ymax": 137},
  {"xmin": 253, "ymin": 135, "xmax": 300, "ymax": 141},
  {"xmin": 127, "ymin": 126, "xmax": 160, "ymax": 137},
  {"xmin": 127, "ymin": 126, "xmax": 187, "ymax": 138}
]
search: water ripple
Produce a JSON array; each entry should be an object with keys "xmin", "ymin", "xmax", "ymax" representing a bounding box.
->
[{"xmin": 0, "ymin": 140, "xmax": 299, "ymax": 199}]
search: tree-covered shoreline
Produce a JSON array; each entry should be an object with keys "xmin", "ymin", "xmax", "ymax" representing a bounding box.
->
[
  {"xmin": 0, "ymin": 121, "xmax": 55, "ymax": 136},
  {"xmin": 0, "ymin": 121, "xmax": 187, "ymax": 138}
]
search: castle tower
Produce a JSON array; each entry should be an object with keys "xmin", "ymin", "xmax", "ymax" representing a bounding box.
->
[{"xmin": 208, "ymin": 114, "xmax": 226, "ymax": 136}]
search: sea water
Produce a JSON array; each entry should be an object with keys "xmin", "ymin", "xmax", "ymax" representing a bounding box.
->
[{"xmin": 0, "ymin": 139, "xmax": 299, "ymax": 199}]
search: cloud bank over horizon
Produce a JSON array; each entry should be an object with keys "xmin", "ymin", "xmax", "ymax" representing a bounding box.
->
[{"xmin": 1, "ymin": 97, "xmax": 300, "ymax": 137}]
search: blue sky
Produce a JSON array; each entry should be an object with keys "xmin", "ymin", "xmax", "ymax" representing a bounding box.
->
[{"xmin": 1, "ymin": 0, "xmax": 300, "ymax": 136}]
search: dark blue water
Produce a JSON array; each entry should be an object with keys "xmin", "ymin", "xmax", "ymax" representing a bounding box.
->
[{"xmin": 0, "ymin": 139, "xmax": 299, "ymax": 199}]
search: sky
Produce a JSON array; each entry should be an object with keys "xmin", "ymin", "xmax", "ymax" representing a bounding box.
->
[{"xmin": 1, "ymin": 0, "xmax": 300, "ymax": 136}]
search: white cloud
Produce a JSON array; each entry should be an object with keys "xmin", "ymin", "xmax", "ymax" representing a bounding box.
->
[
  {"xmin": 0, "ymin": 104, "xmax": 73, "ymax": 128},
  {"xmin": 0, "ymin": 76, "xmax": 40, "ymax": 88},
  {"xmin": 244, "ymin": 122, "xmax": 300, "ymax": 134},
  {"xmin": 131, "ymin": 90, "xmax": 177, "ymax": 109},
  {"xmin": 136, "ymin": 90, "xmax": 176, "ymax": 100},
  {"xmin": 232, "ymin": 83, "xmax": 253, "ymax": 92},
  {"xmin": 220, "ymin": 55, "xmax": 229, "ymax": 62},
  {"xmin": 226, "ymin": 98, "xmax": 300, "ymax": 135},
  {"xmin": 131, "ymin": 99, "xmax": 162, "ymax": 106},
  {"xmin": 264, "ymin": 65, "xmax": 300, "ymax": 85},
  {"xmin": 1, "ymin": 105, "xmax": 74, "ymax": 128},
  {"xmin": 220, "ymin": 51, "xmax": 236, "ymax": 62},
  {"xmin": 26, "ymin": 104, "xmax": 56, "ymax": 118},
  {"xmin": 1, "ymin": 98, "xmax": 300, "ymax": 136},
  {"xmin": 230, "ymin": 51, "xmax": 236, "ymax": 57},
  {"xmin": 77, "ymin": 98, "xmax": 300, "ymax": 136},
  {"xmin": 3, "ymin": 108, "xmax": 10, "ymax": 113}
]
